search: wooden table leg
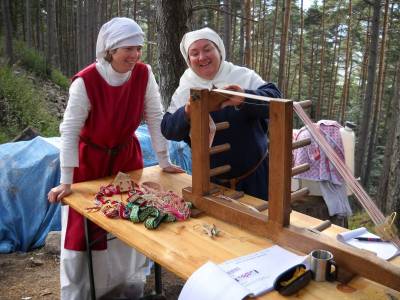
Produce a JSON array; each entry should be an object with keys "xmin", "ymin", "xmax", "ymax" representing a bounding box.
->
[
  {"xmin": 84, "ymin": 217, "xmax": 96, "ymax": 300},
  {"xmin": 155, "ymin": 263, "xmax": 163, "ymax": 295}
]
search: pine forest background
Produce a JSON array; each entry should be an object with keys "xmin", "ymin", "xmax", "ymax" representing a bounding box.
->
[{"xmin": 1, "ymin": 0, "xmax": 399, "ymax": 228}]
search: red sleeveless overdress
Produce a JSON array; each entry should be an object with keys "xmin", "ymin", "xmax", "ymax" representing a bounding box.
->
[{"xmin": 64, "ymin": 62, "xmax": 148, "ymax": 251}]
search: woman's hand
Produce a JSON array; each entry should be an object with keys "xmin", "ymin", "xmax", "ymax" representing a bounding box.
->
[
  {"xmin": 220, "ymin": 84, "xmax": 244, "ymax": 109},
  {"xmin": 48, "ymin": 184, "xmax": 72, "ymax": 203},
  {"xmin": 184, "ymin": 102, "xmax": 191, "ymax": 118},
  {"xmin": 162, "ymin": 164, "xmax": 185, "ymax": 173}
]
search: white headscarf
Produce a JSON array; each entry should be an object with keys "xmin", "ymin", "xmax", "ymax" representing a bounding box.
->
[
  {"xmin": 96, "ymin": 17, "xmax": 144, "ymax": 61},
  {"xmin": 168, "ymin": 27, "xmax": 265, "ymax": 113}
]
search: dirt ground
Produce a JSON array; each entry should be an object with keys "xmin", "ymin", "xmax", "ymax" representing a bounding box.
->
[{"xmin": 0, "ymin": 248, "xmax": 184, "ymax": 300}]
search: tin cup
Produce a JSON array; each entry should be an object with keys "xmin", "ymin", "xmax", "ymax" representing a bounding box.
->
[{"xmin": 309, "ymin": 249, "xmax": 338, "ymax": 282}]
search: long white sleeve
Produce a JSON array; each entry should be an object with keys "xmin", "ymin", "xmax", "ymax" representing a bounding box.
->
[
  {"xmin": 143, "ymin": 66, "xmax": 171, "ymax": 169},
  {"xmin": 59, "ymin": 78, "xmax": 90, "ymax": 184},
  {"xmin": 59, "ymin": 62, "xmax": 171, "ymax": 184}
]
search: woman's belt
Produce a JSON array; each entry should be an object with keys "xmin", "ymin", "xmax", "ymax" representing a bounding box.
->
[{"xmin": 79, "ymin": 135, "xmax": 133, "ymax": 175}]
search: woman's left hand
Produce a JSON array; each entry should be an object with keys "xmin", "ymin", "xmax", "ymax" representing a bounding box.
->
[
  {"xmin": 220, "ymin": 84, "xmax": 245, "ymax": 109},
  {"xmin": 162, "ymin": 164, "xmax": 185, "ymax": 173}
]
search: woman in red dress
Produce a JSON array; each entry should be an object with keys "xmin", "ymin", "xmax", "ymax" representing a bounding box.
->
[{"xmin": 48, "ymin": 17, "xmax": 182, "ymax": 299}]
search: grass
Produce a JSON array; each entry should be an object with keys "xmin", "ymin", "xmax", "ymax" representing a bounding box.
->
[
  {"xmin": 0, "ymin": 66, "xmax": 59, "ymax": 143},
  {"xmin": 348, "ymin": 211, "xmax": 375, "ymax": 232}
]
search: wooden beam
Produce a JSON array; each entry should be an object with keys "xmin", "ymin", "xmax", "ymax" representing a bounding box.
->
[
  {"xmin": 183, "ymin": 187, "xmax": 270, "ymax": 232},
  {"xmin": 267, "ymin": 99, "xmax": 293, "ymax": 226},
  {"xmin": 190, "ymin": 89, "xmax": 211, "ymax": 196}
]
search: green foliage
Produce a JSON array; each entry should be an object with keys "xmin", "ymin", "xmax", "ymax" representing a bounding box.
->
[
  {"xmin": 0, "ymin": 67, "xmax": 59, "ymax": 143},
  {"xmin": 51, "ymin": 69, "xmax": 69, "ymax": 90},
  {"xmin": 14, "ymin": 40, "xmax": 50, "ymax": 78},
  {"xmin": 14, "ymin": 40, "xmax": 69, "ymax": 90},
  {"xmin": 348, "ymin": 211, "xmax": 375, "ymax": 232}
]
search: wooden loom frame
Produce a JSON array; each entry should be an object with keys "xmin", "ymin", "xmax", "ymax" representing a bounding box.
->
[{"xmin": 182, "ymin": 88, "xmax": 400, "ymax": 291}]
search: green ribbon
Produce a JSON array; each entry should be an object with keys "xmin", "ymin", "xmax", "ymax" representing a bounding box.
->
[{"xmin": 127, "ymin": 201, "xmax": 176, "ymax": 229}]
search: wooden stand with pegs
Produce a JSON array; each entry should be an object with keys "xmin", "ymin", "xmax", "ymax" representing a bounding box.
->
[{"xmin": 182, "ymin": 88, "xmax": 400, "ymax": 292}]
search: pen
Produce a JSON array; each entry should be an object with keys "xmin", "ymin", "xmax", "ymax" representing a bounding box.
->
[{"xmin": 354, "ymin": 237, "xmax": 389, "ymax": 242}]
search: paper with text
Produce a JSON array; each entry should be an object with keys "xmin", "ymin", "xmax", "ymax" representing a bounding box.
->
[
  {"xmin": 178, "ymin": 245, "xmax": 307, "ymax": 300},
  {"xmin": 219, "ymin": 245, "xmax": 307, "ymax": 297},
  {"xmin": 337, "ymin": 227, "xmax": 400, "ymax": 260},
  {"xmin": 178, "ymin": 261, "xmax": 250, "ymax": 300}
]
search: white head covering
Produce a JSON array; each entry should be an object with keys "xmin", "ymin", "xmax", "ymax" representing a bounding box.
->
[
  {"xmin": 180, "ymin": 27, "xmax": 225, "ymax": 66},
  {"xmin": 167, "ymin": 28, "xmax": 265, "ymax": 113},
  {"xmin": 96, "ymin": 17, "xmax": 144, "ymax": 60}
]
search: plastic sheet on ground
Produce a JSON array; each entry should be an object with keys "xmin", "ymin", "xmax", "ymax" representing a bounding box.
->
[{"xmin": 0, "ymin": 125, "xmax": 191, "ymax": 253}]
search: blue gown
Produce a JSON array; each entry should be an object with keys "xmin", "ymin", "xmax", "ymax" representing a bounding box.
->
[{"xmin": 161, "ymin": 83, "xmax": 281, "ymax": 200}]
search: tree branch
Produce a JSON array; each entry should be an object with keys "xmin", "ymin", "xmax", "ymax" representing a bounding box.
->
[{"xmin": 192, "ymin": 4, "xmax": 257, "ymax": 22}]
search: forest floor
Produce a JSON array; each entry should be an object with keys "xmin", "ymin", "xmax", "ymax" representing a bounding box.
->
[{"xmin": 0, "ymin": 248, "xmax": 184, "ymax": 300}]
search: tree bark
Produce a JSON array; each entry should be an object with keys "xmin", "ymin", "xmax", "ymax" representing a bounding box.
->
[
  {"xmin": 155, "ymin": 0, "xmax": 192, "ymax": 108},
  {"xmin": 327, "ymin": 14, "xmax": 341, "ymax": 118},
  {"xmin": 46, "ymin": 0, "xmax": 59, "ymax": 68},
  {"xmin": 266, "ymin": 0, "xmax": 278, "ymax": 81},
  {"xmin": 339, "ymin": 0, "xmax": 352, "ymax": 123},
  {"xmin": 316, "ymin": 0, "xmax": 326, "ymax": 119},
  {"xmin": 244, "ymin": 0, "xmax": 251, "ymax": 67},
  {"xmin": 238, "ymin": 1, "xmax": 245, "ymax": 65},
  {"xmin": 25, "ymin": 0, "xmax": 32, "ymax": 48},
  {"xmin": 277, "ymin": 0, "xmax": 291, "ymax": 95},
  {"xmin": 378, "ymin": 61, "xmax": 400, "ymax": 229},
  {"xmin": 298, "ymin": 0, "xmax": 304, "ymax": 100},
  {"xmin": 222, "ymin": 0, "xmax": 231, "ymax": 61},
  {"xmin": 1, "ymin": 0, "xmax": 14, "ymax": 65},
  {"xmin": 363, "ymin": 0, "xmax": 390, "ymax": 187},
  {"xmin": 356, "ymin": 0, "xmax": 380, "ymax": 183}
]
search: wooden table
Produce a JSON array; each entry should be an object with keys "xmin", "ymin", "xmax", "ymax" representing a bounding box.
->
[{"xmin": 63, "ymin": 166, "xmax": 400, "ymax": 299}]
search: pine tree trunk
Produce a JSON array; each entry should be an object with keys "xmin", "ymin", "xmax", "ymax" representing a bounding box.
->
[
  {"xmin": 356, "ymin": 7, "xmax": 371, "ymax": 131},
  {"xmin": 146, "ymin": 0, "xmax": 154, "ymax": 66},
  {"xmin": 378, "ymin": 61, "xmax": 400, "ymax": 229},
  {"xmin": 238, "ymin": 1, "xmax": 245, "ymax": 66},
  {"xmin": 339, "ymin": 0, "xmax": 352, "ymax": 123},
  {"xmin": 298, "ymin": 0, "xmax": 304, "ymax": 100},
  {"xmin": 316, "ymin": 0, "xmax": 326, "ymax": 119},
  {"xmin": 277, "ymin": 0, "xmax": 291, "ymax": 95},
  {"xmin": 244, "ymin": 0, "xmax": 251, "ymax": 67},
  {"xmin": 327, "ymin": 15, "xmax": 341, "ymax": 118},
  {"xmin": 308, "ymin": 30, "xmax": 315, "ymax": 103},
  {"xmin": 222, "ymin": 0, "xmax": 231, "ymax": 61},
  {"xmin": 155, "ymin": 0, "xmax": 192, "ymax": 108},
  {"xmin": 266, "ymin": 0, "xmax": 278, "ymax": 81},
  {"xmin": 363, "ymin": 0, "xmax": 389, "ymax": 187},
  {"xmin": 25, "ymin": 0, "xmax": 32, "ymax": 48},
  {"xmin": 1, "ymin": 0, "xmax": 14, "ymax": 65},
  {"xmin": 46, "ymin": 0, "xmax": 59, "ymax": 68},
  {"xmin": 356, "ymin": 0, "xmax": 380, "ymax": 183}
]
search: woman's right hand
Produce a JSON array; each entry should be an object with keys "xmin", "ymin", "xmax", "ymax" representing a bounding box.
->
[
  {"xmin": 184, "ymin": 102, "xmax": 191, "ymax": 118},
  {"xmin": 48, "ymin": 184, "xmax": 72, "ymax": 203}
]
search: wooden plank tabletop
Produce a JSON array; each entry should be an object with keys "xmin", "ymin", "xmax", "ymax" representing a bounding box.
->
[{"xmin": 63, "ymin": 166, "xmax": 400, "ymax": 300}]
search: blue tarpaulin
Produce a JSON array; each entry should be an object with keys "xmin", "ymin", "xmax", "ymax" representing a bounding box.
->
[{"xmin": 0, "ymin": 125, "xmax": 191, "ymax": 253}]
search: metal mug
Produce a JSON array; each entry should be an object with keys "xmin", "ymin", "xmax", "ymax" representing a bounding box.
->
[{"xmin": 310, "ymin": 249, "xmax": 338, "ymax": 282}]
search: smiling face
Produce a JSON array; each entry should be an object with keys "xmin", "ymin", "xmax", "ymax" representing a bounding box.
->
[
  {"xmin": 110, "ymin": 46, "xmax": 142, "ymax": 73},
  {"xmin": 188, "ymin": 39, "xmax": 221, "ymax": 80}
]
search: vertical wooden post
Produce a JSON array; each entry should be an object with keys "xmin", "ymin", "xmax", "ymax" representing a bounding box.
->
[
  {"xmin": 190, "ymin": 89, "xmax": 211, "ymax": 196},
  {"xmin": 268, "ymin": 100, "xmax": 293, "ymax": 227}
]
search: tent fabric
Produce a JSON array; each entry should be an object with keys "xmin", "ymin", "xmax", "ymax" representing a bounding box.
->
[
  {"xmin": 0, "ymin": 137, "xmax": 61, "ymax": 253},
  {"xmin": 0, "ymin": 125, "xmax": 191, "ymax": 253}
]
